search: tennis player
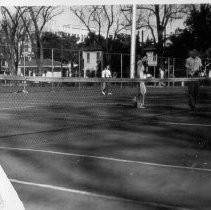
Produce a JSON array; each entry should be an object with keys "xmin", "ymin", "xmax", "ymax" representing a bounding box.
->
[
  {"xmin": 102, "ymin": 65, "xmax": 112, "ymax": 95},
  {"xmin": 185, "ymin": 49, "xmax": 202, "ymax": 110},
  {"xmin": 159, "ymin": 66, "xmax": 166, "ymax": 87},
  {"xmin": 136, "ymin": 56, "xmax": 147, "ymax": 108}
]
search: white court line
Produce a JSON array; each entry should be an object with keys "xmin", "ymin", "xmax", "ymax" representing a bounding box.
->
[
  {"xmin": 160, "ymin": 121, "xmax": 211, "ymax": 127},
  {"xmin": 62, "ymin": 116, "xmax": 211, "ymax": 127},
  {"xmin": 10, "ymin": 179, "xmax": 185, "ymax": 210},
  {"xmin": 0, "ymin": 146, "xmax": 211, "ymax": 173},
  {"xmin": 65, "ymin": 116, "xmax": 211, "ymax": 127},
  {"xmin": 0, "ymin": 101, "xmax": 119, "ymax": 110},
  {"xmin": 0, "ymin": 106, "xmax": 36, "ymax": 111}
]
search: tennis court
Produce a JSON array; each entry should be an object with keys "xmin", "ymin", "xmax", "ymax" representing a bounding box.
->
[{"xmin": 0, "ymin": 78, "xmax": 211, "ymax": 210}]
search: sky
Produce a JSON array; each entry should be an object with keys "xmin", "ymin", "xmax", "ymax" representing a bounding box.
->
[
  {"xmin": 0, "ymin": 5, "xmax": 187, "ymax": 37},
  {"xmin": 48, "ymin": 7, "xmax": 79, "ymax": 28},
  {"xmin": 46, "ymin": 6, "xmax": 186, "ymax": 38},
  {"xmin": 1, "ymin": 0, "xmax": 210, "ymax": 6}
]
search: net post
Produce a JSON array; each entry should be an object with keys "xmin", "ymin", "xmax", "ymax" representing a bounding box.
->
[
  {"xmin": 121, "ymin": 53, "xmax": 123, "ymax": 88},
  {"xmin": 130, "ymin": 4, "xmax": 137, "ymax": 79}
]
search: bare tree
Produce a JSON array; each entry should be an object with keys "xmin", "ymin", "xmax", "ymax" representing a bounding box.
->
[
  {"xmin": 70, "ymin": 5, "xmax": 127, "ymax": 52},
  {"xmin": 122, "ymin": 4, "xmax": 187, "ymax": 54},
  {"xmin": 17, "ymin": 6, "xmax": 63, "ymax": 75},
  {"xmin": 0, "ymin": 7, "xmax": 29, "ymax": 75}
]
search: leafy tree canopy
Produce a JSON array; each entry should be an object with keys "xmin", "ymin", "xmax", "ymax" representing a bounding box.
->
[{"xmin": 168, "ymin": 4, "xmax": 211, "ymax": 58}]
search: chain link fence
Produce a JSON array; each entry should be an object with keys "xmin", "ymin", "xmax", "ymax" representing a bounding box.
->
[{"xmin": 0, "ymin": 45, "xmax": 211, "ymax": 81}]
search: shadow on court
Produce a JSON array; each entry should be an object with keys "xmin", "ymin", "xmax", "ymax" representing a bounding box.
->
[{"xmin": 0, "ymin": 87, "xmax": 211, "ymax": 209}]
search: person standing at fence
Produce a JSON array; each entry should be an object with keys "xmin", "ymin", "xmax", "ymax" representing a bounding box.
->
[
  {"xmin": 102, "ymin": 65, "xmax": 112, "ymax": 95},
  {"xmin": 185, "ymin": 49, "xmax": 202, "ymax": 110},
  {"xmin": 159, "ymin": 66, "xmax": 166, "ymax": 87},
  {"xmin": 135, "ymin": 57, "xmax": 147, "ymax": 108}
]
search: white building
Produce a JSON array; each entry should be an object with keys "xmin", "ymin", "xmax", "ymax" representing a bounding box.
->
[
  {"xmin": 82, "ymin": 46, "xmax": 103, "ymax": 78},
  {"xmin": 48, "ymin": 24, "xmax": 97, "ymax": 43},
  {"xmin": 17, "ymin": 59, "xmax": 67, "ymax": 77}
]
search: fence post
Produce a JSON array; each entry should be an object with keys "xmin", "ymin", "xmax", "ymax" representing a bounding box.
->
[
  {"xmin": 101, "ymin": 52, "xmax": 104, "ymax": 91},
  {"xmin": 167, "ymin": 57, "xmax": 170, "ymax": 86},
  {"xmin": 51, "ymin": 48, "xmax": 55, "ymax": 92},
  {"xmin": 121, "ymin": 53, "xmax": 123, "ymax": 89},
  {"xmin": 153, "ymin": 66, "xmax": 156, "ymax": 78},
  {"xmin": 52, "ymin": 48, "xmax": 54, "ymax": 75},
  {"xmin": 78, "ymin": 51, "xmax": 81, "ymax": 90},
  {"xmin": 22, "ymin": 47, "xmax": 28, "ymax": 93},
  {"xmin": 182, "ymin": 60, "xmax": 185, "ymax": 86},
  {"xmin": 173, "ymin": 58, "xmax": 175, "ymax": 87},
  {"xmin": 23, "ymin": 47, "xmax": 26, "ymax": 77}
]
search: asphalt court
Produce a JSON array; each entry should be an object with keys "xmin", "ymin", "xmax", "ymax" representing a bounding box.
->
[{"xmin": 0, "ymin": 85, "xmax": 211, "ymax": 210}]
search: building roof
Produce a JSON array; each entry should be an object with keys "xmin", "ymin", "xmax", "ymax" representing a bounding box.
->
[
  {"xmin": 81, "ymin": 44, "xmax": 104, "ymax": 52},
  {"xmin": 19, "ymin": 59, "xmax": 68, "ymax": 67},
  {"xmin": 144, "ymin": 45, "xmax": 157, "ymax": 52}
]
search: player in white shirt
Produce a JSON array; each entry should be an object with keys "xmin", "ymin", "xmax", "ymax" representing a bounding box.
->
[
  {"xmin": 134, "ymin": 57, "xmax": 147, "ymax": 108},
  {"xmin": 185, "ymin": 49, "xmax": 202, "ymax": 110},
  {"xmin": 101, "ymin": 65, "xmax": 112, "ymax": 95},
  {"xmin": 158, "ymin": 66, "xmax": 166, "ymax": 87}
]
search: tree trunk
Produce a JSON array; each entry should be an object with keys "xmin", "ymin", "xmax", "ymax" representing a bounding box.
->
[
  {"xmin": 8, "ymin": 58, "xmax": 16, "ymax": 75},
  {"xmin": 35, "ymin": 39, "xmax": 44, "ymax": 76},
  {"xmin": 7, "ymin": 47, "xmax": 16, "ymax": 75},
  {"xmin": 105, "ymin": 38, "xmax": 111, "ymax": 66},
  {"xmin": 154, "ymin": 5, "xmax": 164, "ymax": 56},
  {"xmin": 15, "ymin": 59, "xmax": 19, "ymax": 76},
  {"xmin": 157, "ymin": 27, "xmax": 164, "ymax": 56},
  {"xmin": 39, "ymin": 43, "xmax": 44, "ymax": 76}
]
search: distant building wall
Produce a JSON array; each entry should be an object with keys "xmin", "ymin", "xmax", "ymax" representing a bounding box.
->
[
  {"xmin": 43, "ymin": 71, "xmax": 62, "ymax": 78},
  {"xmin": 82, "ymin": 51, "xmax": 102, "ymax": 77},
  {"xmin": 52, "ymin": 25, "xmax": 97, "ymax": 43}
]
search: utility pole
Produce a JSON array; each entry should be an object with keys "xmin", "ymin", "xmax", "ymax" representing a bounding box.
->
[{"xmin": 130, "ymin": 4, "xmax": 137, "ymax": 79}]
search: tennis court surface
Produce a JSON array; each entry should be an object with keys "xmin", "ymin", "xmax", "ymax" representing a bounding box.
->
[{"xmin": 0, "ymin": 79, "xmax": 211, "ymax": 210}]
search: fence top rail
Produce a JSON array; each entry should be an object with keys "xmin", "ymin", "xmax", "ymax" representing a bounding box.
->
[
  {"xmin": 18, "ymin": 65, "xmax": 69, "ymax": 68},
  {"xmin": 0, "ymin": 75, "xmax": 209, "ymax": 83}
]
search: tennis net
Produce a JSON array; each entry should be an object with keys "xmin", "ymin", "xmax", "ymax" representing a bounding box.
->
[
  {"xmin": 0, "ymin": 75, "xmax": 210, "ymax": 90},
  {"xmin": 0, "ymin": 75, "xmax": 210, "ymax": 110}
]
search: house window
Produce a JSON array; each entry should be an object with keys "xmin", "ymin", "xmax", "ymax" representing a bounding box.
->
[
  {"xmin": 96, "ymin": 52, "xmax": 100, "ymax": 61},
  {"xmin": 24, "ymin": 44, "xmax": 29, "ymax": 53},
  {"xmin": 87, "ymin": 53, "xmax": 90, "ymax": 63}
]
